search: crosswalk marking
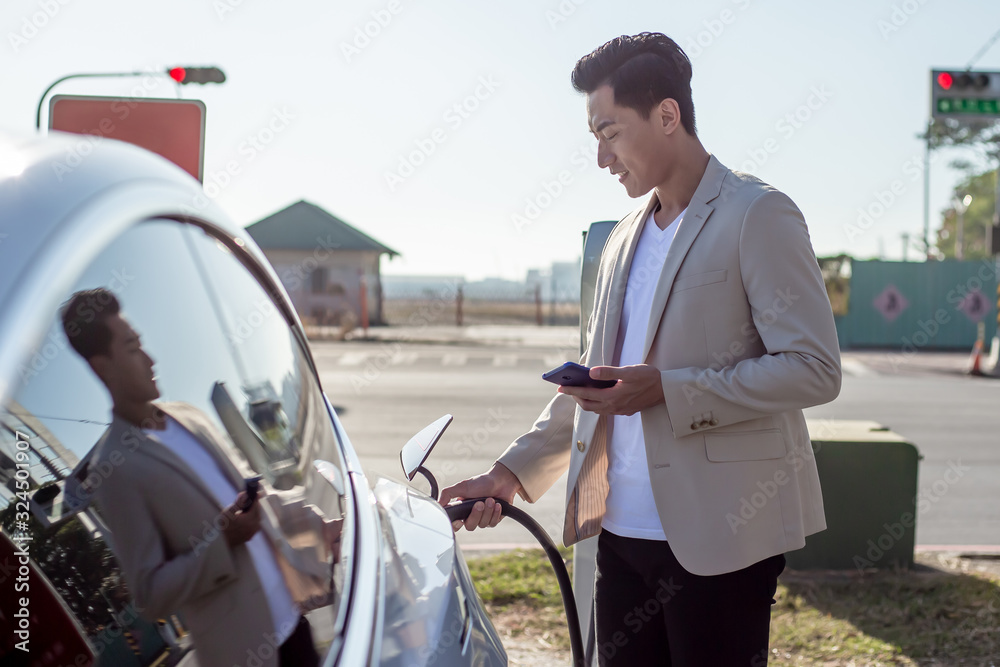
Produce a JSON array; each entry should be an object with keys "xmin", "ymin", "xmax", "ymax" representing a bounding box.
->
[
  {"xmin": 393, "ymin": 352, "xmax": 419, "ymax": 365},
  {"xmin": 543, "ymin": 354, "xmax": 570, "ymax": 368},
  {"xmin": 841, "ymin": 358, "xmax": 874, "ymax": 377},
  {"xmin": 314, "ymin": 349, "xmax": 955, "ymax": 379},
  {"xmin": 338, "ymin": 352, "xmax": 368, "ymax": 366},
  {"xmin": 322, "ymin": 349, "xmax": 571, "ymax": 368}
]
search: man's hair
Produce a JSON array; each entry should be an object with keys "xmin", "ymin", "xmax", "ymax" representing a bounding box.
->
[
  {"xmin": 61, "ymin": 288, "xmax": 121, "ymax": 360},
  {"xmin": 572, "ymin": 32, "xmax": 696, "ymax": 136}
]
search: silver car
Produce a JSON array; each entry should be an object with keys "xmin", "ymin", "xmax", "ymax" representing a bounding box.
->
[{"xmin": 0, "ymin": 130, "xmax": 505, "ymax": 666}]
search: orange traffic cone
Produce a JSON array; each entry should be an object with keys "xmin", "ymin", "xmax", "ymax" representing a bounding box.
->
[{"xmin": 968, "ymin": 322, "xmax": 986, "ymax": 376}]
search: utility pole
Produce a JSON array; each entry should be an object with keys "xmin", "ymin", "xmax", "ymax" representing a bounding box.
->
[{"xmin": 954, "ymin": 194, "xmax": 972, "ymax": 260}]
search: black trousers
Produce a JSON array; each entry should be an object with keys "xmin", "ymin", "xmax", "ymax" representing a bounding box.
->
[
  {"xmin": 279, "ymin": 616, "xmax": 320, "ymax": 667},
  {"xmin": 594, "ymin": 530, "xmax": 784, "ymax": 667}
]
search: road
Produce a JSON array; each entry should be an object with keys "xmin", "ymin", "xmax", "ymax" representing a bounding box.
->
[
  {"xmin": 804, "ymin": 349, "xmax": 1000, "ymax": 549},
  {"xmin": 314, "ymin": 327, "xmax": 1000, "ymax": 551}
]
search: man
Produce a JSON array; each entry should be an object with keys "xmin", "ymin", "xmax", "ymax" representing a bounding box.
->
[
  {"xmin": 439, "ymin": 33, "xmax": 841, "ymax": 665},
  {"xmin": 61, "ymin": 288, "xmax": 324, "ymax": 667}
]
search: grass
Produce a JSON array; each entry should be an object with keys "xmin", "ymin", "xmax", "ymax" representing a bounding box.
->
[
  {"xmin": 771, "ymin": 566, "xmax": 1000, "ymax": 665},
  {"xmin": 466, "ymin": 545, "xmax": 574, "ymax": 608},
  {"xmin": 464, "ymin": 548, "xmax": 1000, "ymax": 665},
  {"xmin": 466, "ymin": 547, "xmax": 576, "ymax": 654}
]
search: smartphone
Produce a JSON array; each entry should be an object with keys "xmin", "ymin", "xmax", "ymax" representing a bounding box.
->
[
  {"xmin": 542, "ymin": 361, "xmax": 616, "ymax": 389},
  {"xmin": 241, "ymin": 475, "xmax": 263, "ymax": 511}
]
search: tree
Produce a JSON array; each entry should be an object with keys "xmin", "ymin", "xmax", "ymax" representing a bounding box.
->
[
  {"xmin": 818, "ymin": 254, "xmax": 851, "ymax": 315},
  {"xmin": 928, "ymin": 116, "xmax": 1000, "ymax": 164},
  {"xmin": 927, "ymin": 116, "xmax": 1000, "ymax": 259},
  {"xmin": 0, "ymin": 496, "xmax": 126, "ymax": 635},
  {"xmin": 935, "ymin": 169, "xmax": 997, "ymax": 260}
]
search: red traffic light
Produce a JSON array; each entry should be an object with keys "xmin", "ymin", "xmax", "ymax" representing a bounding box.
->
[
  {"xmin": 165, "ymin": 66, "xmax": 226, "ymax": 85},
  {"xmin": 937, "ymin": 70, "xmax": 992, "ymax": 91}
]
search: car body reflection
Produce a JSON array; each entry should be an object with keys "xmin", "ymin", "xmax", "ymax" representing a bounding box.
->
[{"xmin": 0, "ymin": 131, "xmax": 505, "ymax": 666}]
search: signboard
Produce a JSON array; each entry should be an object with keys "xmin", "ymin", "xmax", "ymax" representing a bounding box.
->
[{"xmin": 49, "ymin": 95, "xmax": 206, "ymax": 181}]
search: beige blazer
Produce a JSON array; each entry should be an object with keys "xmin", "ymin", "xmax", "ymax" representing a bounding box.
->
[
  {"xmin": 89, "ymin": 402, "xmax": 329, "ymax": 667},
  {"xmin": 498, "ymin": 155, "xmax": 841, "ymax": 576}
]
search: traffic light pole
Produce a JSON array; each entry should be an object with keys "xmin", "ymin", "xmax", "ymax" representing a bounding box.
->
[
  {"xmin": 35, "ymin": 67, "xmax": 224, "ymax": 131},
  {"xmin": 922, "ymin": 120, "xmax": 932, "ymax": 259},
  {"xmin": 35, "ymin": 71, "xmax": 153, "ymax": 130}
]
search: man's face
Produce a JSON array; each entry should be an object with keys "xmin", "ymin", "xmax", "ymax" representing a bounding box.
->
[
  {"xmin": 91, "ymin": 314, "xmax": 160, "ymax": 403},
  {"xmin": 587, "ymin": 84, "xmax": 673, "ymax": 198}
]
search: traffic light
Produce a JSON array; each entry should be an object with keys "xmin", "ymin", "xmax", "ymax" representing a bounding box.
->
[
  {"xmin": 932, "ymin": 69, "xmax": 1000, "ymax": 119},
  {"xmin": 167, "ymin": 66, "xmax": 226, "ymax": 85}
]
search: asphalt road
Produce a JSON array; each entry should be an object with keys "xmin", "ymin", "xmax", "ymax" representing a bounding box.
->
[
  {"xmin": 804, "ymin": 349, "xmax": 1000, "ymax": 549},
  {"xmin": 314, "ymin": 328, "xmax": 1000, "ymax": 551}
]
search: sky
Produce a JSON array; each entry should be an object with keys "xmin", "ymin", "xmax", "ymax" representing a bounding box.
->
[{"xmin": 3, "ymin": 0, "xmax": 999, "ymax": 281}]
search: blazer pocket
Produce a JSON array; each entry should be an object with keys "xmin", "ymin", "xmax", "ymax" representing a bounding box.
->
[
  {"xmin": 672, "ymin": 269, "xmax": 728, "ymax": 293},
  {"xmin": 704, "ymin": 428, "xmax": 786, "ymax": 462}
]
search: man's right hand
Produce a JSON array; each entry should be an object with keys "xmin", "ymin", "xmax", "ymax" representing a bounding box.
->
[
  {"xmin": 438, "ymin": 462, "xmax": 523, "ymax": 532},
  {"xmin": 222, "ymin": 491, "xmax": 262, "ymax": 547}
]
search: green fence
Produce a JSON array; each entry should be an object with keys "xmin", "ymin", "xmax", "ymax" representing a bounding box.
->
[{"xmin": 834, "ymin": 259, "xmax": 998, "ymax": 350}]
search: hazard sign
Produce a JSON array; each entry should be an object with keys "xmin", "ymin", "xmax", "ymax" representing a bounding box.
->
[
  {"xmin": 958, "ymin": 289, "xmax": 988, "ymax": 323},
  {"xmin": 873, "ymin": 284, "xmax": 909, "ymax": 323}
]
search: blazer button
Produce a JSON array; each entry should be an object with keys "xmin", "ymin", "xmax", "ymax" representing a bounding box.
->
[
  {"xmin": 699, "ymin": 420, "xmax": 711, "ymax": 428},
  {"xmin": 690, "ymin": 423, "xmax": 698, "ymax": 430},
  {"xmin": 577, "ymin": 440, "xmax": 585, "ymax": 452},
  {"xmin": 709, "ymin": 418, "xmax": 719, "ymax": 426}
]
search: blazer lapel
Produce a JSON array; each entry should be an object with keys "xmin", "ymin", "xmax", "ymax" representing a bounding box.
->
[
  {"xmin": 160, "ymin": 402, "xmax": 248, "ymax": 489},
  {"xmin": 641, "ymin": 155, "xmax": 729, "ymax": 362},
  {"xmin": 112, "ymin": 413, "xmax": 226, "ymax": 510},
  {"xmin": 598, "ymin": 197, "xmax": 659, "ymax": 365}
]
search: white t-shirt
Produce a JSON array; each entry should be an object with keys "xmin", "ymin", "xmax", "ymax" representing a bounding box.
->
[
  {"xmin": 146, "ymin": 416, "xmax": 300, "ymax": 644},
  {"xmin": 601, "ymin": 206, "xmax": 685, "ymax": 541}
]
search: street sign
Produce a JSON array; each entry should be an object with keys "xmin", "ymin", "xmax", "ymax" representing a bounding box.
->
[
  {"xmin": 49, "ymin": 95, "xmax": 206, "ymax": 182},
  {"xmin": 931, "ymin": 70, "xmax": 1000, "ymax": 120},
  {"xmin": 958, "ymin": 288, "xmax": 989, "ymax": 323},
  {"xmin": 873, "ymin": 284, "xmax": 909, "ymax": 323}
]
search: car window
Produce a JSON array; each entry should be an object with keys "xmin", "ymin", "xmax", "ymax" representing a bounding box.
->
[{"xmin": 0, "ymin": 218, "xmax": 350, "ymax": 665}]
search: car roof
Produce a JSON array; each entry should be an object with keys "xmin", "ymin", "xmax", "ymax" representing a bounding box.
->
[{"xmin": 0, "ymin": 130, "xmax": 287, "ymax": 405}]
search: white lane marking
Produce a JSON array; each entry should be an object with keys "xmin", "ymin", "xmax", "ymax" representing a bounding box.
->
[
  {"xmin": 393, "ymin": 352, "xmax": 419, "ymax": 365},
  {"xmin": 442, "ymin": 353, "xmax": 468, "ymax": 366},
  {"xmin": 841, "ymin": 358, "xmax": 875, "ymax": 377},
  {"xmin": 543, "ymin": 354, "xmax": 570, "ymax": 368},
  {"xmin": 492, "ymin": 354, "xmax": 517, "ymax": 367},
  {"xmin": 338, "ymin": 352, "xmax": 368, "ymax": 366}
]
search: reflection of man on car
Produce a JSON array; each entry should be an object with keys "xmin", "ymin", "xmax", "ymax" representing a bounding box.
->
[{"xmin": 61, "ymin": 287, "xmax": 333, "ymax": 667}]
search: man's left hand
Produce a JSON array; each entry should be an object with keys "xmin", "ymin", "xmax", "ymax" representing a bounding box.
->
[{"xmin": 558, "ymin": 364, "xmax": 664, "ymax": 416}]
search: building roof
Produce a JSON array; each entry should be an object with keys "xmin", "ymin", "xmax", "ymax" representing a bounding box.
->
[{"xmin": 245, "ymin": 200, "xmax": 398, "ymax": 256}]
